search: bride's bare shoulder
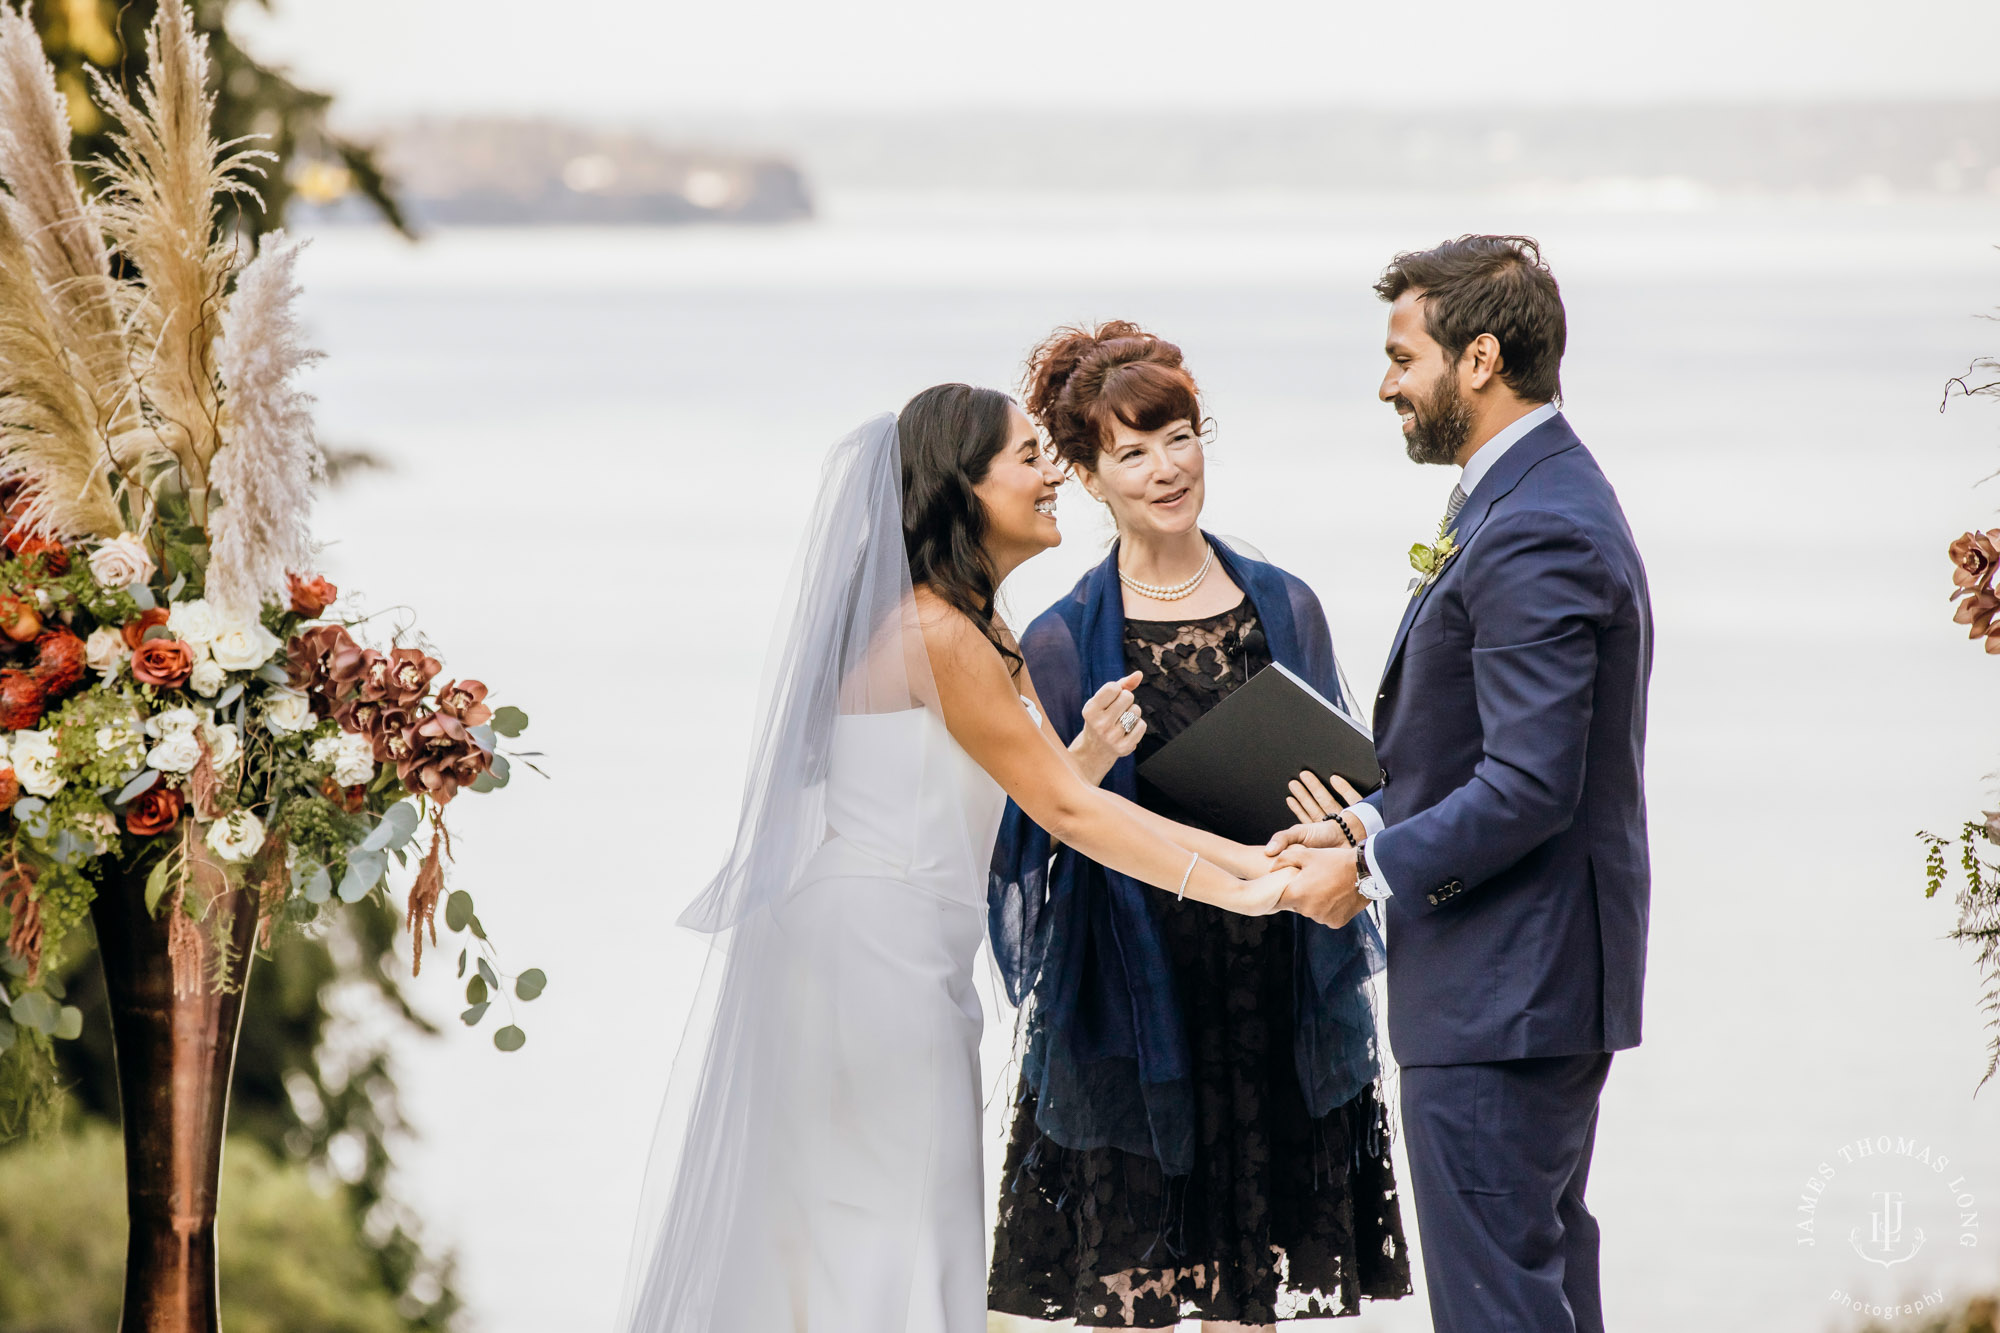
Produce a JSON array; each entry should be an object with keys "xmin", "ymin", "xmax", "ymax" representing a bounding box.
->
[{"xmin": 911, "ymin": 586, "xmax": 1007, "ymax": 682}]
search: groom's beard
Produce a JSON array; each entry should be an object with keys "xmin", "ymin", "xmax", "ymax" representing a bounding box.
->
[{"xmin": 1398, "ymin": 371, "xmax": 1474, "ymax": 466}]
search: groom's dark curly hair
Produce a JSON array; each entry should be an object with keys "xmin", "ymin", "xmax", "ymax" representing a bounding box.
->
[{"xmin": 1375, "ymin": 235, "xmax": 1566, "ymax": 404}]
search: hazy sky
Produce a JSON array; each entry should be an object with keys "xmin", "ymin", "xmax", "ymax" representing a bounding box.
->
[{"xmin": 232, "ymin": 0, "xmax": 1998, "ymax": 121}]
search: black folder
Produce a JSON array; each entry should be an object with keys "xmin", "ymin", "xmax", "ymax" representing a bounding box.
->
[{"xmin": 1135, "ymin": 662, "xmax": 1382, "ymax": 845}]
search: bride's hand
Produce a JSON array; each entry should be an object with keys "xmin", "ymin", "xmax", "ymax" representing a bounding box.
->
[
  {"xmin": 1240, "ymin": 864, "xmax": 1299, "ymax": 916},
  {"xmin": 1069, "ymin": 671, "xmax": 1145, "ymax": 782}
]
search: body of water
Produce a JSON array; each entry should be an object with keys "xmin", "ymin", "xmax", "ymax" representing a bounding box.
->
[{"xmin": 294, "ymin": 188, "xmax": 2000, "ymax": 1331}]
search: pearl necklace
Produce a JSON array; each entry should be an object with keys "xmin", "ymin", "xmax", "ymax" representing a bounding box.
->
[{"xmin": 1118, "ymin": 542, "xmax": 1214, "ymax": 601}]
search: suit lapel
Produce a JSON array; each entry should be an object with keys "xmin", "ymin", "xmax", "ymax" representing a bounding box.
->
[{"xmin": 1379, "ymin": 414, "xmax": 1583, "ymax": 682}]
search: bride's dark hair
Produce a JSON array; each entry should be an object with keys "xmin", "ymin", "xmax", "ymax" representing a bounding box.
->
[{"xmin": 898, "ymin": 383, "xmax": 1023, "ymax": 673}]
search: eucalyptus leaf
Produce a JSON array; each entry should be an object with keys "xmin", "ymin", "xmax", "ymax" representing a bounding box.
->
[
  {"xmin": 140, "ymin": 624, "xmax": 174, "ymax": 644},
  {"xmin": 143, "ymin": 856, "xmax": 175, "ymax": 915},
  {"xmin": 1, "ymin": 955, "xmax": 24, "ymax": 978},
  {"xmin": 379, "ymin": 801, "xmax": 421, "ymax": 851},
  {"xmin": 444, "ymin": 890, "xmax": 473, "ymax": 933},
  {"xmin": 490, "ymin": 706, "xmax": 528, "ymax": 738},
  {"xmin": 514, "ymin": 968, "xmax": 546, "ymax": 1002},
  {"xmin": 486, "ymin": 754, "xmax": 512, "ymax": 789},
  {"xmin": 468, "ymin": 723, "xmax": 495, "ymax": 752},
  {"xmin": 456, "ymin": 949, "xmax": 467, "ymax": 979},
  {"xmin": 256, "ymin": 663, "xmax": 290, "ymax": 686},
  {"xmin": 113, "ymin": 769, "xmax": 160, "ymax": 806},
  {"xmin": 47, "ymin": 831, "xmax": 84, "ymax": 867},
  {"xmin": 0, "ymin": 1014, "xmax": 14, "ymax": 1053},
  {"xmin": 303, "ymin": 863, "xmax": 332, "ymax": 905},
  {"xmin": 165, "ymin": 572, "xmax": 187, "ymax": 601},
  {"xmin": 52, "ymin": 1005, "xmax": 82, "ymax": 1041},
  {"xmin": 127, "ymin": 583, "xmax": 155, "ymax": 611},
  {"xmin": 493, "ymin": 1025, "xmax": 526, "ymax": 1053},
  {"xmin": 41, "ymin": 974, "xmax": 62, "ymax": 1001},
  {"xmin": 215, "ymin": 682, "xmax": 244, "ymax": 711},
  {"xmin": 468, "ymin": 915, "xmax": 487, "ymax": 942},
  {"xmin": 12, "ymin": 796, "xmax": 43, "ymax": 820},
  {"xmin": 468, "ymin": 770, "xmax": 500, "ymax": 795},
  {"xmin": 337, "ymin": 849, "xmax": 386, "ymax": 903},
  {"xmin": 476, "ymin": 958, "xmax": 498, "ymax": 990},
  {"xmin": 465, "ymin": 974, "xmax": 488, "ymax": 1005},
  {"xmin": 459, "ymin": 1002, "xmax": 489, "ymax": 1026},
  {"xmin": 10, "ymin": 991, "xmax": 57, "ymax": 1034}
]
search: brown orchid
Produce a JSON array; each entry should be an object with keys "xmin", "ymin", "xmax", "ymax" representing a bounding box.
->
[
  {"xmin": 397, "ymin": 711, "xmax": 489, "ymax": 805},
  {"xmin": 288, "ymin": 624, "xmax": 368, "ymax": 711},
  {"xmin": 1951, "ymin": 530, "xmax": 2000, "ymax": 597},
  {"xmin": 436, "ymin": 678, "xmax": 492, "ymax": 726},
  {"xmin": 1955, "ymin": 588, "xmax": 2000, "ymax": 640}
]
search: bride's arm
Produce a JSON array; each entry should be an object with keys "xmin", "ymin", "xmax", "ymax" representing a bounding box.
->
[
  {"xmin": 935, "ymin": 609, "xmax": 1292, "ymax": 916},
  {"xmin": 1017, "ymin": 669, "xmax": 1271, "ymax": 880}
]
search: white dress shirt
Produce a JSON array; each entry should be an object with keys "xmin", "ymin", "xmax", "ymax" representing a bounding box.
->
[{"xmin": 1348, "ymin": 403, "xmax": 1561, "ymax": 896}]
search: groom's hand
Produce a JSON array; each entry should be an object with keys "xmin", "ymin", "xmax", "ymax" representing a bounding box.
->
[
  {"xmin": 1265, "ymin": 819, "xmax": 1349, "ymax": 855},
  {"xmin": 1270, "ymin": 844, "xmax": 1368, "ymax": 929}
]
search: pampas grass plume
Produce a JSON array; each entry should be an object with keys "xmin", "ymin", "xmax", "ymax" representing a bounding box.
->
[{"xmin": 210, "ymin": 230, "xmax": 321, "ymax": 615}]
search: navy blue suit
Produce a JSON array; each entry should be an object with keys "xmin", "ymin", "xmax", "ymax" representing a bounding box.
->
[{"xmin": 1366, "ymin": 413, "xmax": 1651, "ymax": 1331}]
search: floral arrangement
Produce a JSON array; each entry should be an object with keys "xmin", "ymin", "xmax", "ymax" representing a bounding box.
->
[
  {"xmin": 1927, "ymin": 357, "xmax": 2000, "ymax": 1085},
  {"xmin": 0, "ymin": 0, "xmax": 539, "ymax": 1083}
]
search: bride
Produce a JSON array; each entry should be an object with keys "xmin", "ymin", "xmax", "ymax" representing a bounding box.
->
[{"xmin": 618, "ymin": 384, "xmax": 1317, "ymax": 1333}]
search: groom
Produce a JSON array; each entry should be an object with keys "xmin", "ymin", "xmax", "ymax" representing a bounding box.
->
[{"xmin": 1271, "ymin": 235, "xmax": 1652, "ymax": 1331}]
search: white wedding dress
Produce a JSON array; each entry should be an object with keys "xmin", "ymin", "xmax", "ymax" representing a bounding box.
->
[
  {"xmin": 619, "ymin": 415, "xmax": 1024, "ymax": 1333},
  {"xmin": 711, "ymin": 706, "xmax": 1012, "ymax": 1333}
]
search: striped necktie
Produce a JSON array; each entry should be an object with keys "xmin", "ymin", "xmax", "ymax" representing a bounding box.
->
[{"xmin": 1441, "ymin": 483, "xmax": 1468, "ymax": 534}]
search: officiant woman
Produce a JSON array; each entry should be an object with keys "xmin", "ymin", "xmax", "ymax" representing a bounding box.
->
[{"xmin": 986, "ymin": 322, "xmax": 1410, "ymax": 1330}]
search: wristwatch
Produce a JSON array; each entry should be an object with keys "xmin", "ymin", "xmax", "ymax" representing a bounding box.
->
[{"xmin": 1353, "ymin": 848, "xmax": 1391, "ymax": 902}]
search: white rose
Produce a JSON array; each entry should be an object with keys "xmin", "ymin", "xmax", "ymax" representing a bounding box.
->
[
  {"xmin": 206, "ymin": 611, "xmax": 281, "ymax": 672},
  {"xmin": 146, "ymin": 707, "xmax": 201, "ymax": 739},
  {"xmin": 85, "ymin": 626, "xmax": 129, "ymax": 680},
  {"xmin": 202, "ymin": 721, "xmax": 241, "ymax": 768},
  {"xmin": 312, "ymin": 731, "xmax": 376, "ymax": 787},
  {"xmin": 11, "ymin": 731, "xmax": 63, "ymax": 797},
  {"xmin": 145, "ymin": 731, "xmax": 201, "ymax": 774},
  {"xmin": 261, "ymin": 687, "xmax": 316, "ymax": 736},
  {"xmin": 166, "ymin": 598, "xmax": 220, "ymax": 650},
  {"xmin": 205, "ymin": 810, "xmax": 266, "ymax": 864},
  {"xmin": 188, "ymin": 659, "xmax": 226, "ymax": 698},
  {"xmin": 87, "ymin": 533, "xmax": 154, "ymax": 589}
]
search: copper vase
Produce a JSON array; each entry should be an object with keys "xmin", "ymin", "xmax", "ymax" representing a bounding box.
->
[{"xmin": 90, "ymin": 857, "xmax": 260, "ymax": 1333}]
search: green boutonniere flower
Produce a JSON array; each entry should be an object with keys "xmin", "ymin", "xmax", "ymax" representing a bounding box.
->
[{"xmin": 1407, "ymin": 522, "xmax": 1461, "ymax": 597}]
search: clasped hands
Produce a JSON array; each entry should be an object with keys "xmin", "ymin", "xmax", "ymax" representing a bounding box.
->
[{"xmin": 1261, "ymin": 770, "xmax": 1373, "ymax": 930}]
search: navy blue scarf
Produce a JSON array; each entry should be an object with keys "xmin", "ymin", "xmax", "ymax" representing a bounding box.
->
[{"xmin": 987, "ymin": 536, "xmax": 1384, "ymax": 1177}]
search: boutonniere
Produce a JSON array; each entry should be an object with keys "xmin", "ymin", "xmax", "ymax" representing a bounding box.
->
[{"xmin": 1406, "ymin": 522, "xmax": 1461, "ymax": 596}]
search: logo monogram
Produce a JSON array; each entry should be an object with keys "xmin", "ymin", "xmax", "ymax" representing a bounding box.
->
[{"xmin": 1849, "ymin": 1189, "xmax": 1926, "ymax": 1267}]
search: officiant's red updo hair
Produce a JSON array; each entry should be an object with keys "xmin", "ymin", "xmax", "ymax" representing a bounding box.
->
[{"xmin": 1023, "ymin": 321, "xmax": 1204, "ymax": 472}]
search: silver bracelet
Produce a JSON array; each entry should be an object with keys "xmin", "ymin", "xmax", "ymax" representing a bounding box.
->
[{"xmin": 1177, "ymin": 851, "xmax": 1199, "ymax": 900}]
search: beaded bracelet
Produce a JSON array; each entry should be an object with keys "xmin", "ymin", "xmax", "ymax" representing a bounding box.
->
[{"xmin": 1326, "ymin": 810, "xmax": 1358, "ymax": 847}]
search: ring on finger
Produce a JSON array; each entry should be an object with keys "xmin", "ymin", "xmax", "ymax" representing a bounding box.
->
[{"xmin": 1118, "ymin": 707, "xmax": 1141, "ymax": 734}]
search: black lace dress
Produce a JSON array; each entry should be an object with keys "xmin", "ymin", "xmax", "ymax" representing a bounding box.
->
[{"xmin": 988, "ymin": 599, "xmax": 1411, "ymax": 1328}]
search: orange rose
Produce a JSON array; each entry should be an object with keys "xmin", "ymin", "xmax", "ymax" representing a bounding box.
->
[
  {"xmin": 287, "ymin": 571, "xmax": 338, "ymax": 617},
  {"xmin": 0, "ymin": 766, "xmax": 19, "ymax": 811},
  {"xmin": 132, "ymin": 637, "xmax": 194, "ymax": 688},
  {"xmin": 0, "ymin": 596, "xmax": 41, "ymax": 644},
  {"xmin": 125, "ymin": 785, "xmax": 184, "ymax": 836},
  {"xmin": 122, "ymin": 607, "xmax": 169, "ymax": 651}
]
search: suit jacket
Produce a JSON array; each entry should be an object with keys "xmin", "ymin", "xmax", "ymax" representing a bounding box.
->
[{"xmin": 1366, "ymin": 413, "xmax": 1652, "ymax": 1068}]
